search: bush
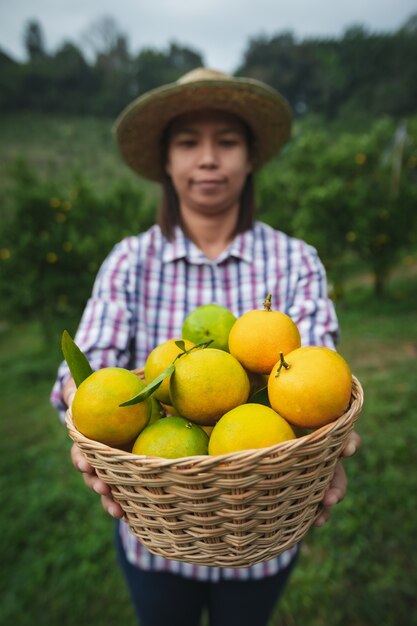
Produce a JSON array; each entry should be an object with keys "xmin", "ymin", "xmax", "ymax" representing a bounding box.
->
[{"xmin": 0, "ymin": 160, "xmax": 156, "ymax": 340}]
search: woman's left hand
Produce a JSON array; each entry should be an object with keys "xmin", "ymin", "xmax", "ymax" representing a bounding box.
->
[{"xmin": 314, "ymin": 430, "xmax": 361, "ymax": 527}]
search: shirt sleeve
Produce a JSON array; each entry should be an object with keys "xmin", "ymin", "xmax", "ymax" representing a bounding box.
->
[
  {"xmin": 287, "ymin": 241, "xmax": 339, "ymax": 349},
  {"xmin": 50, "ymin": 237, "xmax": 137, "ymax": 422}
]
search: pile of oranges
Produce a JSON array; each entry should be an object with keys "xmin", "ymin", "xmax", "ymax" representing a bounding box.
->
[{"xmin": 67, "ymin": 296, "xmax": 353, "ymax": 459}]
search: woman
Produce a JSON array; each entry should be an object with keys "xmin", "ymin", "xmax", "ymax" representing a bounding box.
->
[{"xmin": 51, "ymin": 68, "xmax": 360, "ymax": 626}]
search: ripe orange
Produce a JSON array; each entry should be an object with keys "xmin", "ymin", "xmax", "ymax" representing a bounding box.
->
[
  {"xmin": 132, "ymin": 416, "xmax": 209, "ymax": 458},
  {"xmin": 72, "ymin": 367, "xmax": 151, "ymax": 446},
  {"xmin": 182, "ymin": 304, "xmax": 237, "ymax": 351},
  {"xmin": 208, "ymin": 403, "xmax": 296, "ymax": 455},
  {"xmin": 144, "ymin": 338, "xmax": 195, "ymax": 404},
  {"xmin": 170, "ymin": 348, "xmax": 250, "ymax": 426},
  {"xmin": 228, "ymin": 296, "xmax": 301, "ymax": 374},
  {"xmin": 267, "ymin": 346, "xmax": 352, "ymax": 428}
]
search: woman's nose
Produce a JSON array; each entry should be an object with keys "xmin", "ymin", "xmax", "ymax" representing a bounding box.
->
[{"xmin": 198, "ymin": 141, "xmax": 218, "ymax": 167}]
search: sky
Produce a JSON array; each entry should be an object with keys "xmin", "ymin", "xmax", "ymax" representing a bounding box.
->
[{"xmin": 1, "ymin": 0, "xmax": 416, "ymax": 72}]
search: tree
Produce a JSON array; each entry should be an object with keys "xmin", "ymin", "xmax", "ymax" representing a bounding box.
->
[
  {"xmin": 133, "ymin": 42, "xmax": 203, "ymax": 95},
  {"xmin": 257, "ymin": 118, "xmax": 417, "ymax": 298},
  {"xmin": 81, "ymin": 15, "xmax": 122, "ymax": 61},
  {"xmin": 23, "ymin": 19, "xmax": 47, "ymax": 61}
]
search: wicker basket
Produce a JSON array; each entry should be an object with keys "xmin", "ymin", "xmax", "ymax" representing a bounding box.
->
[{"xmin": 66, "ymin": 375, "xmax": 363, "ymax": 568}]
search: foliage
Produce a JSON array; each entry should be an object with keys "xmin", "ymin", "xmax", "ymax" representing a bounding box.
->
[
  {"xmin": 1, "ymin": 274, "xmax": 417, "ymax": 626},
  {"xmin": 0, "ymin": 161, "xmax": 156, "ymax": 339},
  {"xmin": 238, "ymin": 16, "xmax": 417, "ymax": 120},
  {"xmin": 1, "ymin": 16, "xmax": 416, "ymax": 120},
  {"xmin": 256, "ymin": 116, "xmax": 417, "ymax": 297}
]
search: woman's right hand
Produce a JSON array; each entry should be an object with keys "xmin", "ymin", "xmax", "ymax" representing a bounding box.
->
[{"xmin": 71, "ymin": 443, "xmax": 124, "ymax": 519}]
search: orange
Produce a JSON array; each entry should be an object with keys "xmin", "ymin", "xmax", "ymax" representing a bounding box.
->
[
  {"xmin": 170, "ymin": 348, "xmax": 250, "ymax": 426},
  {"xmin": 144, "ymin": 338, "xmax": 195, "ymax": 404},
  {"xmin": 267, "ymin": 346, "xmax": 352, "ymax": 428},
  {"xmin": 208, "ymin": 403, "xmax": 296, "ymax": 455},
  {"xmin": 72, "ymin": 367, "xmax": 151, "ymax": 446},
  {"xmin": 182, "ymin": 304, "xmax": 237, "ymax": 351},
  {"xmin": 228, "ymin": 297, "xmax": 301, "ymax": 374},
  {"xmin": 132, "ymin": 416, "xmax": 209, "ymax": 458}
]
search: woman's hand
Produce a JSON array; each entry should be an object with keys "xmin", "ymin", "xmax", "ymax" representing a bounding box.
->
[
  {"xmin": 314, "ymin": 430, "xmax": 361, "ymax": 527},
  {"xmin": 71, "ymin": 443, "xmax": 124, "ymax": 519}
]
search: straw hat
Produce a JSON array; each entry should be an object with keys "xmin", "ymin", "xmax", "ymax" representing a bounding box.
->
[{"xmin": 114, "ymin": 68, "xmax": 292, "ymax": 182}]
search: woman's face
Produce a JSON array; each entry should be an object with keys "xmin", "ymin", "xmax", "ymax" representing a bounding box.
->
[{"xmin": 165, "ymin": 110, "xmax": 252, "ymax": 220}]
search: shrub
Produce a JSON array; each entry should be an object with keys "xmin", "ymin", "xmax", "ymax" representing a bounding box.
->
[{"xmin": 0, "ymin": 160, "xmax": 156, "ymax": 340}]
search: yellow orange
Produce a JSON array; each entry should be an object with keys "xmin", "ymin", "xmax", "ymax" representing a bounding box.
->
[
  {"xmin": 72, "ymin": 367, "xmax": 151, "ymax": 446},
  {"xmin": 228, "ymin": 304, "xmax": 301, "ymax": 374},
  {"xmin": 208, "ymin": 403, "xmax": 296, "ymax": 455},
  {"xmin": 144, "ymin": 338, "xmax": 195, "ymax": 404},
  {"xmin": 268, "ymin": 346, "xmax": 352, "ymax": 428},
  {"xmin": 170, "ymin": 348, "xmax": 250, "ymax": 426}
]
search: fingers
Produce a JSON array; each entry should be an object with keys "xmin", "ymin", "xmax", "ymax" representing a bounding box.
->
[
  {"xmin": 71, "ymin": 443, "xmax": 94, "ymax": 473},
  {"xmin": 70, "ymin": 444, "xmax": 124, "ymax": 519},
  {"xmin": 322, "ymin": 462, "xmax": 347, "ymax": 506},
  {"xmin": 132, "ymin": 367, "xmax": 145, "ymax": 381},
  {"xmin": 100, "ymin": 494, "xmax": 125, "ymax": 519},
  {"xmin": 63, "ymin": 377, "xmax": 77, "ymax": 408},
  {"xmin": 314, "ymin": 506, "xmax": 332, "ymax": 527},
  {"xmin": 314, "ymin": 432, "xmax": 361, "ymax": 529},
  {"xmin": 314, "ymin": 462, "xmax": 347, "ymax": 528},
  {"xmin": 342, "ymin": 430, "xmax": 361, "ymax": 457}
]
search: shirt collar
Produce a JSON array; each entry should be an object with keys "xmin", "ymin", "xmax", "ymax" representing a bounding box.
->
[{"xmin": 162, "ymin": 225, "xmax": 254, "ymax": 265}]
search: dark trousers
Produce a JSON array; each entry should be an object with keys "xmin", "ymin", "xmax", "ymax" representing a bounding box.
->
[{"xmin": 115, "ymin": 527, "xmax": 298, "ymax": 626}]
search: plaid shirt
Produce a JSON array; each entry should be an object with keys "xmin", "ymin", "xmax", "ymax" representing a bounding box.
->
[{"xmin": 51, "ymin": 220, "xmax": 339, "ymax": 580}]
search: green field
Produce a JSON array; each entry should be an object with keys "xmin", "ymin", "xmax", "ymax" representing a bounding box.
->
[{"xmin": 1, "ymin": 113, "xmax": 416, "ymax": 625}]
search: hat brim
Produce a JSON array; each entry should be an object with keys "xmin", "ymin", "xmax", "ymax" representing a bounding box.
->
[{"xmin": 114, "ymin": 77, "xmax": 292, "ymax": 182}]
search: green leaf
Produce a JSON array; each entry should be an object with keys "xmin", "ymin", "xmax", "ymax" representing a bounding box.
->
[
  {"xmin": 61, "ymin": 330, "xmax": 93, "ymax": 387},
  {"xmin": 174, "ymin": 340, "xmax": 186, "ymax": 352},
  {"xmin": 248, "ymin": 385, "xmax": 270, "ymax": 406},
  {"xmin": 119, "ymin": 363, "xmax": 175, "ymax": 406}
]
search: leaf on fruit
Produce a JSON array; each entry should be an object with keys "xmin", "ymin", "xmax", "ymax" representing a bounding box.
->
[
  {"xmin": 175, "ymin": 340, "xmax": 186, "ymax": 352},
  {"xmin": 120, "ymin": 363, "xmax": 175, "ymax": 406},
  {"xmin": 61, "ymin": 330, "xmax": 93, "ymax": 387},
  {"xmin": 248, "ymin": 385, "xmax": 270, "ymax": 406}
]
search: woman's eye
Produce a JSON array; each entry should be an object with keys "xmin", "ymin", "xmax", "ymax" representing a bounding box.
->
[
  {"xmin": 177, "ymin": 139, "xmax": 196, "ymax": 147},
  {"xmin": 219, "ymin": 138, "xmax": 240, "ymax": 147}
]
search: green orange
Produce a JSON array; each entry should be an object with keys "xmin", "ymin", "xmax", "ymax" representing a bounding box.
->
[
  {"xmin": 182, "ymin": 304, "xmax": 236, "ymax": 351},
  {"xmin": 132, "ymin": 416, "xmax": 209, "ymax": 458}
]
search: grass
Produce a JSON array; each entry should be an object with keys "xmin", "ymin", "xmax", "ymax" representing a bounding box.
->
[
  {"xmin": 1, "ymin": 272, "xmax": 417, "ymax": 626},
  {"xmin": 273, "ymin": 275, "xmax": 417, "ymax": 625},
  {"xmin": 0, "ymin": 325, "xmax": 136, "ymax": 626}
]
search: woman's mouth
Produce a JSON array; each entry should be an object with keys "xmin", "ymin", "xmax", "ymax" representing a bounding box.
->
[{"xmin": 192, "ymin": 179, "xmax": 225, "ymax": 191}]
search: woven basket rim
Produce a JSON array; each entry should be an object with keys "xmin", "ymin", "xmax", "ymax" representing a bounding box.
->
[{"xmin": 66, "ymin": 375, "xmax": 363, "ymax": 468}]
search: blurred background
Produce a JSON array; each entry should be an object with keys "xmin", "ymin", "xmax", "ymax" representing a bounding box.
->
[{"xmin": 1, "ymin": 2, "xmax": 416, "ymax": 625}]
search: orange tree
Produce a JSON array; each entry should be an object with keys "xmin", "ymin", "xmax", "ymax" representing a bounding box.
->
[
  {"xmin": 0, "ymin": 161, "xmax": 156, "ymax": 340},
  {"xmin": 257, "ymin": 117, "xmax": 417, "ymax": 298},
  {"xmin": 345, "ymin": 117, "xmax": 417, "ymax": 296}
]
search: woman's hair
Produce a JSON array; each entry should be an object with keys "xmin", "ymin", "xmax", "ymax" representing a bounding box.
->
[{"xmin": 157, "ymin": 115, "xmax": 256, "ymax": 241}]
